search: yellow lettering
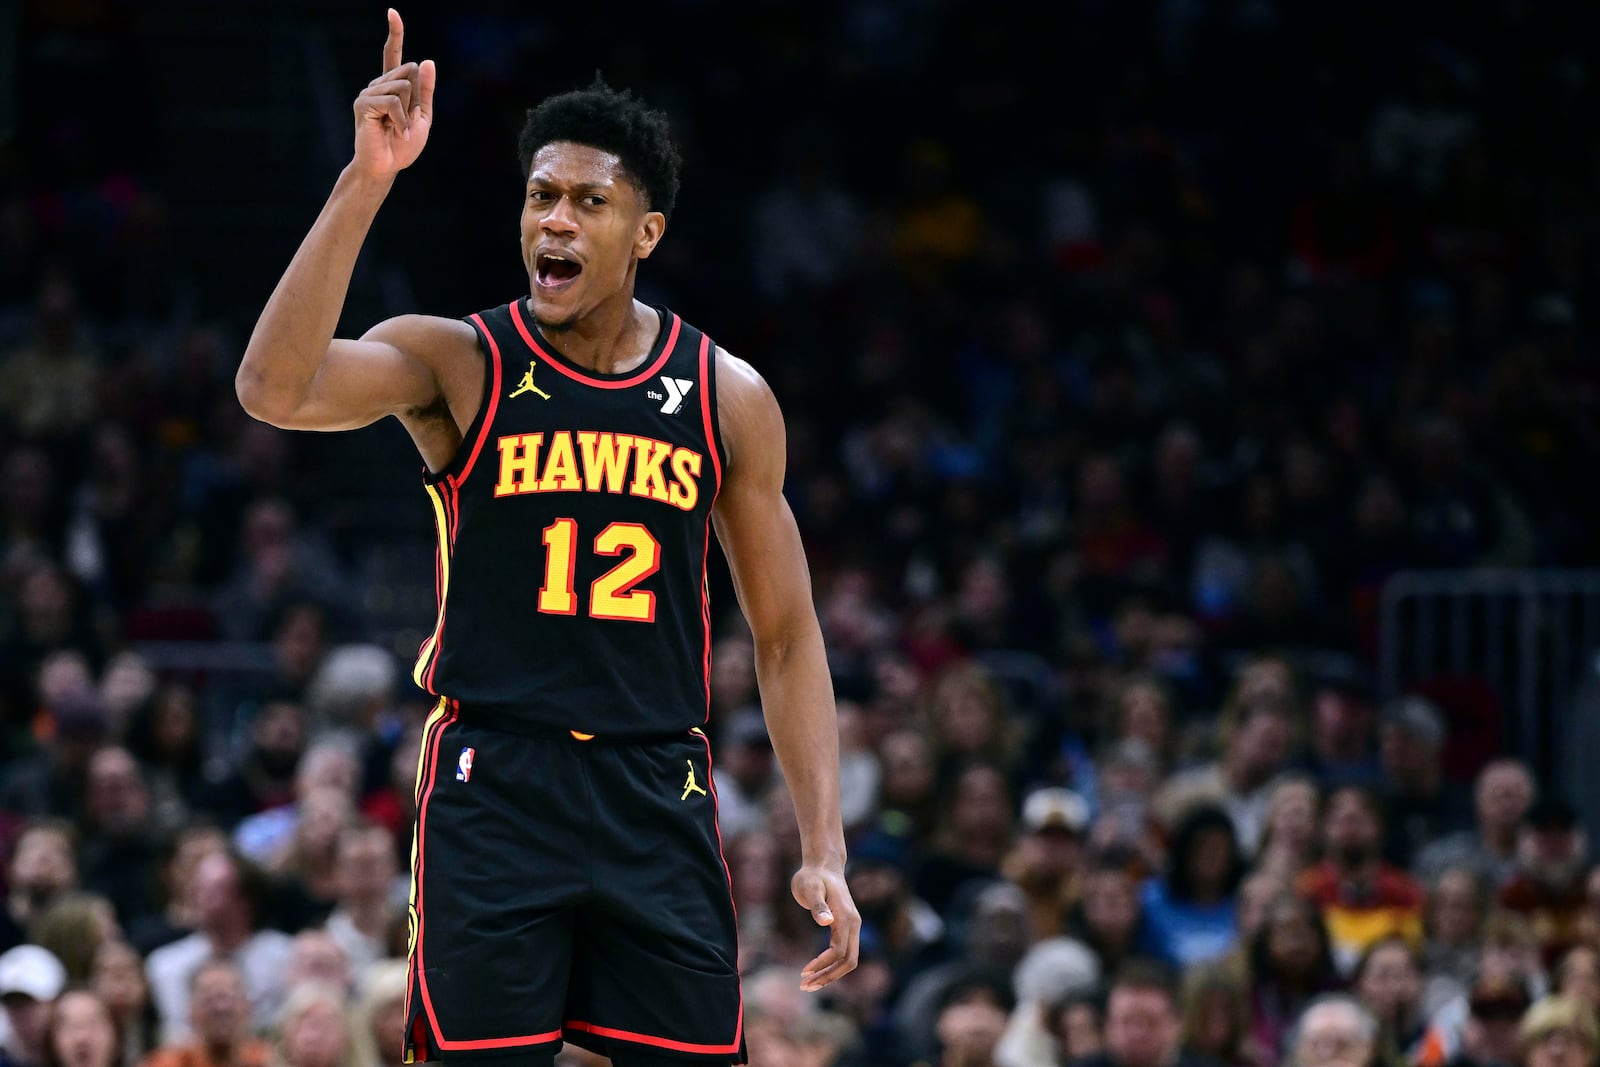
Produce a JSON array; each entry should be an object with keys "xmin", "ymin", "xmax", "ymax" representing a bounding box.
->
[
  {"xmin": 494, "ymin": 433, "xmax": 543, "ymax": 496},
  {"xmin": 538, "ymin": 431, "xmax": 582, "ymax": 492},
  {"xmin": 578, "ymin": 431, "xmax": 633, "ymax": 494},
  {"xmin": 667, "ymin": 447, "xmax": 702, "ymax": 511},
  {"xmin": 629, "ymin": 438, "xmax": 673, "ymax": 504}
]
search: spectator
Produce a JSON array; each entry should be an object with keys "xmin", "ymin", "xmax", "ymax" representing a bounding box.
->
[
  {"xmin": 144, "ymin": 851, "xmax": 292, "ymax": 1043},
  {"xmin": 1499, "ymin": 798, "xmax": 1589, "ymax": 966},
  {"xmin": 198, "ymin": 704, "xmax": 305, "ymax": 832},
  {"xmin": 1555, "ymin": 948, "xmax": 1600, "ymax": 1013},
  {"xmin": 77, "ymin": 748, "xmax": 162, "ymax": 926},
  {"xmin": 1180, "ymin": 965, "xmax": 1258, "ymax": 1067},
  {"xmin": 262, "ymin": 786, "xmax": 354, "ymax": 913},
  {"xmin": 1046, "ymin": 992, "xmax": 1104, "ymax": 1066},
  {"xmin": 352, "ymin": 963, "xmax": 405, "ymax": 1067},
  {"xmin": 1431, "ymin": 975, "xmax": 1530, "ymax": 1067},
  {"xmin": 1140, "ymin": 806, "xmax": 1244, "ymax": 969},
  {"xmin": 1156, "ymin": 699, "xmax": 1295, "ymax": 854},
  {"xmin": 1298, "ymin": 788, "xmax": 1425, "ymax": 974},
  {"xmin": 1065, "ymin": 962, "xmax": 1223, "ymax": 1067},
  {"xmin": 41, "ymin": 990, "xmax": 118, "ymax": 1067},
  {"xmin": 27, "ymin": 893, "xmax": 116, "ymax": 985},
  {"xmin": 0, "ymin": 824, "xmax": 79, "ymax": 953},
  {"xmin": 122, "ymin": 686, "xmax": 208, "ymax": 823},
  {"xmin": 847, "ymin": 841, "xmax": 945, "ymax": 987},
  {"xmin": 1301, "ymin": 669, "xmax": 1382, "ymax": 792},
  {"xmin": 233, "ymin": 740, "xmax": 359, "ymax": 868},
  {"xmin": 320, "ymin": 826, "xmax": 395, "ymax": 981},
  {"xmin": 1068, "ymin": 852, "xmax": 1149, "ymax": 977},
  {"xmin": 1415, "ymin": 763, "xmax": 1535, "ymax": 890},
  {"xmin": 1377, "ymin": 699, "xmax": 1469, "ymax": 868},
  {"xmin": 125, "ymin": 825, "xmax": 227, "ymax": 957},
  {"xmin": 1422, "ymin": 868, "xmax": 1489, "ymax": 1013},
  {"xmin": 0, "ymin": 945, "xmax": 67, "ymax": 1067},
  {"xmin": 88, "ymin": 940, "xmax": 157, "ymax": 1067},
  {"xmin": 917, "ymin": 763, "xmax": 1015, "ymax": 916},
  {"xmin": 281, "ymin": 932, "xmax": 350, "ymax": 1003},
  {"xmin": 995, "ymin": 938, "xmax": 1099, "ymax": 1067},
  {"xmin": 1002, "ymin": 788, "xmax": 1089, "ymax": 941},
  {"xmin": 708, "ymin": 710, "xmax": 775, "ymax": 840},
  {"xmin": 1351, "ymin": 937, "xmax": 1428, "ymax": 1067},
  {"xmin": 1519, "ymin": 997, "xmax": 1598, "ymax": 1067},
  {"xmin": 1256, "ymin": 776, "xmax": 1321, "ymax": 883},
  {"xmin": 139, "ymin": 960, "xmax": 270, "ymax": 1067},
  {"xmin": 1247, "ymin": 895, "xmax": 1341, "ymax": 1067},
  {"xmin": 1290, "ymin": 996, "xmax": 1381, "ymax": 1067},
  {"xmin": 271, "ymin": 983, "xmax": 373, "ymax": 1067}
]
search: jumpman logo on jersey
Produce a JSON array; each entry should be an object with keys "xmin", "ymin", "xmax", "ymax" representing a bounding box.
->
[
  {"xmin": 681, "ymin": 759, "xmax": 708, "ymax": 800},
  {"xmin": 508, "ymin": 361, "xmax": 552, "ymax": 400}
]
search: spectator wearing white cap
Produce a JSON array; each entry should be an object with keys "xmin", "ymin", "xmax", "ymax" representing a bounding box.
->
[
  {"xmin": 0, "ymin": 944, "xmax": 68, "ymax": 1067},
  {"xmin": 1002, "ymin": 788, "xmax": 1090, "ymax": 941}
]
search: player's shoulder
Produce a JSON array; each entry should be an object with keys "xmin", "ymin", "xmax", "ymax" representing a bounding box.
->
[{"xmin": 360, "ymin": 311, "xmax": 480, "ymax": 358}]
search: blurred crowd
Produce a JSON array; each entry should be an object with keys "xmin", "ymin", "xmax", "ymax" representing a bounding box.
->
[{"xmin": 2, "ymin": 1, "xmax": 1600, "ymax": 1067}]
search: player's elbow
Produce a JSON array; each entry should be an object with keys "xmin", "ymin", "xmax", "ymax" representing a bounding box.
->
[{"xmin": 234, "ymin": 360, "xmax": 300, "ymax": 427}]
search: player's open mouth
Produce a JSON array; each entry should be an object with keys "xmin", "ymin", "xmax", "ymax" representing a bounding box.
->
[{"xmin": 535, "ymin": 253, "xmax": 583, "ymax": 290}]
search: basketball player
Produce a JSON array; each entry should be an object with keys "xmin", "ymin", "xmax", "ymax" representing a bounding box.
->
[{"xmin": 234, "ymin": 11, "xmax": 858, "ymax": 1066}]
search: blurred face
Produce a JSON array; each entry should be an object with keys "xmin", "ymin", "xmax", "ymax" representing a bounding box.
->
[
  {"xmin": 1356, "ymin": 944, "xmax": 1421, "ymax": 1023},
  {"xmin": 1476, "ymin": 764, "xmax": 1533, "ymax": 835},
  {"xmin": 10, "ymin": 828, "xmax": 75, "ymax": 894},
  {"xmin": 369, "ymin": 994, "xmax": 406, "ymax": 1065},
  {"xmin": 1187, "ymin": 827, "xmax": 1235, "ymax": 892},
  {"xmin": 49, "ymin": 992, "xmax": 115, "ymax": 1067},
  {"xmin": 192, "ymin": 853, "xmax": 244, "ymax": 929},
  {"xmin": 730, "ymin": 832, "xmax": 779, "ymax": 909},
  {"xmin": 1561, "ymin": 949, "xmax": 1600, "ymax": 1008},
  {"xmin": 520, "ymin": 142, "xmax": 662, "ymax": 332},
  {"xmin": 1295, "ymin": 1002, "xmax": 1375, "ymax": 1067},
  {"xmin": 1237, "ymin": 874, "xmax": 1285, "ymax": 939},
  {"xmin": 4, "ymin": 997, "xmax": 51, "ymax": 1055},
  {"xmin": 936, "ymin": 998, "xmax": 1008, "ymax": 1066},
  {"xmin": 951, "ymin": 767, "xmax": 1011, "ymax": 842},
  {"xmin": 1056, "ymin": 1002, "xmax": 1103, "ymax": 1061},
  {"xmin": 936, "ymin": 679, "xmax": 998, "ymax": 754},
  {"xmin": 879, "ymin": 732, "xmax": 934, "ymax": 806},
  {"xmin": 296, "ymin": 787, "xmax": 354, "ymax": 858},
  {"xmin": 1084, "ymin": 871, "xmax": 1139, "ymax": 943},
  {"xmin": 1267, "ymin": 781, "xmax": 1319, "ymax": 852},
  {"xmin": 1234, "ymin": 710, "xmax": 1291, "ymax": 779},
  {"xmin": 1379, "ymin": 726, "xmax": 1432, "ymax": 781},
  {"xmin": 90, "ymin": 941, "xmax": 146, "ymax": 1018},
  {"xmin": 1266, "ymin": 901, "xmax": 1322, "ymax": 978},
  {"xmin": 86, "ymin": 749, "xmax": 148, "ymax": 831},
  {"xmin": 1105, "ymin": 987, "xmax": 1178, "ymax": 1067},
  {"xmin": 1524, "ymin": 826, "xmax": 1585, "ymax": 887},
  {"xmin": 1121, "ymin": 685, "xmax": 1169, "ymax": 750},
  {"xmin": 1191, "ymin": 990, "xmax": 1236, "ymax": 1054},
  {"xmin": 190, "ymin": 965, "xmax": 249, "ymax": 1046},
  {"xmin": 336, "ymin": 829, "xmax": 396, "ymax": 903},
  {"xmin": 286, "ymin": 933, "xmax": 349, "ymax": 993},
  {"xmin": 284, "ymin": 1001, "xmax": 347, "ymax": 1067},
  {"xmin": 170, "ymin": 828, "xmax": 227, "ymax": 904},
  {"xmin": 1526, "ymin": 1028, "xmax": 1598, "ymax": 1067},
  {"xmin": 1325, "ymin": 791, "xmax": 1379, "ymax": 861},
  {"xmin": 1430, "ymin": 870, "xmax": 1482, "ymax": 944}
]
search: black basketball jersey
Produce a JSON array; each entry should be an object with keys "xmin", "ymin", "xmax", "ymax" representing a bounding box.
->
[{"xmin": 411, "ymin": 297, "xmax": 726, "ymax": 736}]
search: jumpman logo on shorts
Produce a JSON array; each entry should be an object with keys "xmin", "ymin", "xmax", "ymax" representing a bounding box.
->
[
  {"xmin": 508, "ymin": 360, "xmax": 552, "ymax": 400},
  {"xmin": 681, "ymin": 760, "xmax": 707, "ymax": 800}
]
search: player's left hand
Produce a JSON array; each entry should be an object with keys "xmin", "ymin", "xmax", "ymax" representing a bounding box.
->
[{"xmin": 793, "ymin": 863, "xmax": 860, "ymax": 991}]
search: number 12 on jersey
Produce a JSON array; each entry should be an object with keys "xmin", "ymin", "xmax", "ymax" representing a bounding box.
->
[{"xmin": 538, "ymin": 518, "xmax": 661, "ymax": 622}]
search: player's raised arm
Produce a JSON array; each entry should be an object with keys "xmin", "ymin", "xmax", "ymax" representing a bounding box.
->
[
  {"xmin": 235, "ymin": 9, "xmax": 466, "ymax": 433},
  {"xmin": 711, "ymin": 349, "xmax": 861, "ymax": 991}
]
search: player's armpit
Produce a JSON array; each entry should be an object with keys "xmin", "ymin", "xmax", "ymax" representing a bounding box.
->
[{"xmin": 237, "ymin": 313, "xmax": 476, "ymax": 432}]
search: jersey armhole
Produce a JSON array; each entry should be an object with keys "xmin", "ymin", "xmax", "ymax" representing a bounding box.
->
[
  {"xmin": 423, "ymin": 312, "xmax": 504, "ymax": 487},
  {"xmin": 699, "ymin": 334, "xmax": 728, "ymax": 498}
]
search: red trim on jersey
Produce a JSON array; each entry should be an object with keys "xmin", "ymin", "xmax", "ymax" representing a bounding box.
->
[
  {"xmin": 508, "ymin": 298, "xmax": 681, "ymax": 390},
  {"xmin": 411, "ymin": 703, "xmax": 563, "ymax": 1053},
  {"xmin": 698, "ymin": 335, "xmax": 721, "ymax": 720},
  {"xmin": 455, "ymin": 315, "xmax": 504, "ymax": 488}
]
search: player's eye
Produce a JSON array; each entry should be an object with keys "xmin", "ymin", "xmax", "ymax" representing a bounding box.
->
[
  {"xmin": 528, "ymin": 190, "xmax": 552, "ymax": 201},
  {"xmin": 582, "ymin": 196, "xmax": 606, "ymax": 207}
]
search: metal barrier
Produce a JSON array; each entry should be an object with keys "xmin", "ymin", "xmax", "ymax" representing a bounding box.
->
[{"xmin": 1379, "ymin": 570, "xmax": 1600, "ymax": 789}]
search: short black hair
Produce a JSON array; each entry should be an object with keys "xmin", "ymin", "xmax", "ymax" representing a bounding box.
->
[{"xmin": 517, "ymin": 77, "xmax": 681, "ymax": 220}]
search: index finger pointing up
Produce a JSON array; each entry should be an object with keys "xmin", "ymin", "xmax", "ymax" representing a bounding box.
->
[{"xmin": 383, "ymin": 8, "xmax": 404, "ymax": 73}]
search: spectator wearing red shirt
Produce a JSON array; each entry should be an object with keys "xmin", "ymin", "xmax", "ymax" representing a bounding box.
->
[{"xmin": 1298, "ymin": 787, "xmax": 1425, "ymax": 975}]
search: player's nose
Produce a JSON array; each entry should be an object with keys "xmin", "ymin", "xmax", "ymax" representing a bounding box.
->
[{"xmin": 540, "ymin": 196, "xmax": 579, "ymax": 235}]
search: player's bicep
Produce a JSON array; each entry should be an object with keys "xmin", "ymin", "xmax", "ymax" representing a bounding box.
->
[{"xmin": 252, "ymin": 315, "xmax": 468, "ymax": 432}]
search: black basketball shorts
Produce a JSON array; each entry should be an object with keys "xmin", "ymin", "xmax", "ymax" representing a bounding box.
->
[{"xmin": 403, "ymin": 699, "xmax": 746, "ymax": 1063}]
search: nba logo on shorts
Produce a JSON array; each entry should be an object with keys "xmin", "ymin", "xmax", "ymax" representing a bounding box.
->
[{"xmin": 456, "ymin": 747, "xmax": 475, "ymax": 783}]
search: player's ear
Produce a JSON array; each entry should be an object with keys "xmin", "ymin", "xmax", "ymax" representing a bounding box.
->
[{"xmin": 634, "ymin": 211, "xmax": 666, "ymax": 260}]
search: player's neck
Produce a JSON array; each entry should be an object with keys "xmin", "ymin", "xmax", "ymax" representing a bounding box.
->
[{"xmin": 532, "ymin": 289, "xmax": 658, "ymax": 376}]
